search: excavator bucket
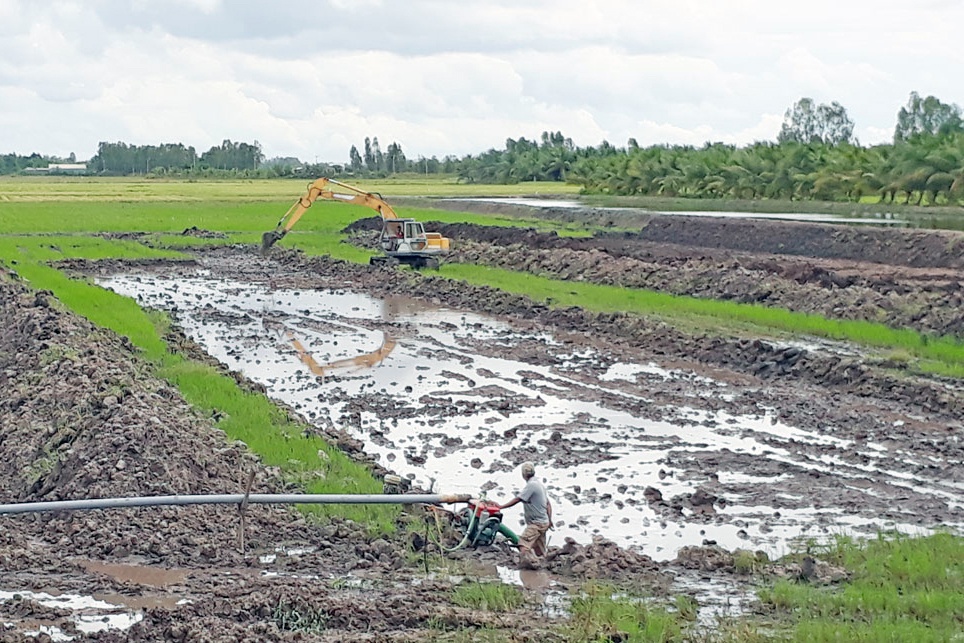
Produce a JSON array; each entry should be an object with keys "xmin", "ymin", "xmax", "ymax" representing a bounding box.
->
[{"xmin": 261, "ymin": 229, "xmax": 284, "ymax": 254}]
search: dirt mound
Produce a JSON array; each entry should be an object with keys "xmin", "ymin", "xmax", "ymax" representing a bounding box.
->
[
  {"xmin": 420, "ymin": 198, "xmax": 964, "ymax": 269},
  {"xmin": 349, "ymin": 214, "xmax": 964, "ymax": 337},
  {"xmin": 0, "ymin": 275, "xmax": 354, "ymax": 569},
  {"xmin": 632, "ymin": 216, "xmax": 964, "ymax": 269},
  {"xmin": 544, "ymin": 536, "xmax": 662, "ymax": 584},
  {"xmin": 90, "ymin": 576, "xmax": 547, "ymax": 642}
]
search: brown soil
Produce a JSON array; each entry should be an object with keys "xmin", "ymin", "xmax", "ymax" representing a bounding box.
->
[{"xmin": 1, "ymin": 208, "xmax": 962, "ymax": 640}]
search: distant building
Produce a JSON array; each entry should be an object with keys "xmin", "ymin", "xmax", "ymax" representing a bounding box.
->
[{"xmin": 24, "ymin": 163, "xmax": 88, "ymax": 175}]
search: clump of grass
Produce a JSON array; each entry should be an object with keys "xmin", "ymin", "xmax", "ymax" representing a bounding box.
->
[
  {"xmin": 565, "ymin": 582, "xmax": 683, "ymax": 643},
  {"xmin": 451, "ymin": 581, "xmax": 526, "ymax": 612},
  {"xmin": 733, "ymin": 549, "xmax": 767, "ymax": 574},
  {"xmin": 673, "ymin": 594, "xmax": 699, "ymax": 621},
  {"xmin": 272, "ymin": 601, "xmax": 329, "ymax": 634}
]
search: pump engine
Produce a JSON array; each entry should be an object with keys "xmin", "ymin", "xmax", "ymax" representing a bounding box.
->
[{"xmin": 456, "ymin": 498, "xmax": 507, "ymax": 547}]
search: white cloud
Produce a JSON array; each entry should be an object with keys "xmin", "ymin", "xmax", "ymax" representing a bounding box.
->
[{"xmin": 1, "ymin": 0, "xmax": 962, "ymax": 161}]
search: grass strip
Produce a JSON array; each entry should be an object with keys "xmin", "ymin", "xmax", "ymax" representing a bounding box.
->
[
  {"xmin": 451, "ymin": 582, "xmax": 526, "ymax": 612},
  {"xmin": 0, "ymin": 175, "xmax": 580, "ymax": 202},
  {"xmin": 438, "ymin": 263, "xmax": 964, "ymax": 378},
  {"xmin": 0, "ymin": 193, "xmax": 591, "ymax": 238}
]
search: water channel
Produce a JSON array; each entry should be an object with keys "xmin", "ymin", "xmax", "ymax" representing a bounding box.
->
[
  {"xmin": 448, "ymin": 197, "xmax": 964, "ymax": 231},
  {"xmin": 99, "ymin": 272, "xmax": 957, "ymax": 562}
]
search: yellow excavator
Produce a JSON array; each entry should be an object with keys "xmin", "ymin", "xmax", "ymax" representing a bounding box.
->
[{"xmin": 261, "ymin": 177, "xmax": 450, "ymax": 269}]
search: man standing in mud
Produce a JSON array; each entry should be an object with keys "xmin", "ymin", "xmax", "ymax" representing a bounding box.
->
[{"xmin": 499, "ymin": 462, "xmax": 553, "ymax": 562}]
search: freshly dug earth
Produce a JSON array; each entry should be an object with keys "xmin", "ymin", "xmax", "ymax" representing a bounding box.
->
[
  {"xmin": 2, "ymin": 208, "xmax": 963, "ymax": 640},
  {"xmin": 0, "ymin": 271, "xmax": 766, "ymax": 642}
]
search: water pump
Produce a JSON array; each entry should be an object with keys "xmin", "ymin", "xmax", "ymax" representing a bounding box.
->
[{"xmin": 456, "ymin": 498, "xmax": 518, "ymax": 547}]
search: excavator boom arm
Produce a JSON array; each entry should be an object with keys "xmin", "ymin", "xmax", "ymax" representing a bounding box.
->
[{"xmin": 262, "ymin": 177, "xmax": 398, "ymax": 253}]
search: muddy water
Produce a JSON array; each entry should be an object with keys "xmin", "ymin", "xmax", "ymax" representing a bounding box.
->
[
  {"xmin": 0, "ymin": 561, "xmax": 190, "ymax": 639},
  {"xmin": 0, "ymin": 589, "xmax": 147, "ymax": 639},
  {"xmin": 99, "ymin": 273, "xmax": 956, "ymax": 561},
  {"xmin": 78, "ymin": 560, "xmax": 189, "ymax": 588}
]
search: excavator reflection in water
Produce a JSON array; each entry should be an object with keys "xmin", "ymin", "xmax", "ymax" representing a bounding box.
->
[
  {"xmin": 286, "ymin": 330, "xmax": 396, "ymax": 382},
  {"xmin": 258, "ymin": 292, "xmax": 436, "ymax": 384},
  {"xmin": 264, "ymin": 318, "xmax": 396, "ymax": 383}
]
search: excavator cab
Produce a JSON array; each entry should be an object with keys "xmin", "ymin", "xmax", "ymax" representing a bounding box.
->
[
  {"xmin": 373, "ymin": 218, "xmax": 446, "ymax": 269},
  {"xmin": 380, "ymin": 219, "xmax": 425, "ymax": 252}
]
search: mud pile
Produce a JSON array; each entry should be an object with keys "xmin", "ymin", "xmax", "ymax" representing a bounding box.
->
[
  {"xmin": 450, "ymin": 238, "xmax": 964, "ymax": 337},
  {"xmin": 88, "ymin": 575, "xmax": 543, "ymax": 643},
  {"xmin": 0, "ymin": 274, "xmax": 381, "ymax": 571},
  {"xmin": 348, "ymin": 214, "xmax": 964, "ymax": 337},
  {"xmin": 545, "ymin": 535, "xmax": 661, "ymax": 583}
]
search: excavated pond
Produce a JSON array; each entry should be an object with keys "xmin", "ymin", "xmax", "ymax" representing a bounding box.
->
[{"xmin": 99, "ymin": 264, "xmax": 964, "ymax": 562}]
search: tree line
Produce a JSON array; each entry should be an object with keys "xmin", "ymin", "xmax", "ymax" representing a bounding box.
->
[
  {"xmin": 566, "ymin": 92, "xmax": 963, "ymax": 204},
  {"xmin": 88, "ymin": 140, "xmax": 264, "ymax": 174},
  {"xmin": 455, "ymin": 92, "xmax": 964, "ymax": 205},
  {"xmin": 3, "ymin": 91, "xmax": 962, "ymax": 205}
]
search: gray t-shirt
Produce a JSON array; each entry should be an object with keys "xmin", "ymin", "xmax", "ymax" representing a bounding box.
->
[{"xmin": 518, "ymin": 477, "xmax": 550, "ymax": 525}]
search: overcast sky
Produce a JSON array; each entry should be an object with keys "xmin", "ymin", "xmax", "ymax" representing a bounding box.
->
[{"xmin": 3, "ymin": 0, "xmax": 962, "ymax": 163}]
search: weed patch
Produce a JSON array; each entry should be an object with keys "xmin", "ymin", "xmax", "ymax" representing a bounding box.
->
[
  {"xmin": 451, "ymin": 581, "xmax": 526, "ymax": 612},
  {"xmin": 565, "ymin": 582, "xmax": 684, "ymax": 643}
]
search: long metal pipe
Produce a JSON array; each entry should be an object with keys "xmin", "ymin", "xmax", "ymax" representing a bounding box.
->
[{"xmin": 0, "ymin": 493, "xmax": 471, "ymax": 516}]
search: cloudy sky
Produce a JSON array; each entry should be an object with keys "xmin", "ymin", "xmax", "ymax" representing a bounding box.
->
[{"xmin": 2, "ymin": 0, "xmax": 962, "ymax": 163}]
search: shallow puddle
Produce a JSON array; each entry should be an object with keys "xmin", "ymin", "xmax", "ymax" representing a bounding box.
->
[
  {"xmin": 99, "ymin": 272, "xmax": 960, "ymax": 560},
  {"xmin": 0, "ymin": 589, "xmax": 146, "ymax": 640},
  {"xmin": 78, "ymin": 559, "xmax": 189, "ymax": 588},
  {"xmin": 0, "ymin": 558, "xmax": 198, "ymax": 639}
]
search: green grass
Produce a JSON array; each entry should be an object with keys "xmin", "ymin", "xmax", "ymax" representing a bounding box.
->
[
  {"xmin": 451, "ymin": 581, "xmax": 527, "ymax": 612},
  {"xmin": 157, "ymin": 357, "xmax": 393, "ymax": 530},
  {"xmin": 757, "ymin": 532, "xmax": 964, "ymax": 642},
  {"xmin": 0, "ymin": 237, "xmax": 182, "ymax": 357},
  {"xmin": 0, "ymin": 200, "xmax": 281, "ymax": 234},
  {"xmin": 558, "ymin": 534, "xmax": 964, "ymax": 641},
  {"xmin": 0, "ymin": 174, "xmax": 579, "ymax": 202},
  {"xmin": 0, "ymin": 191, "xmax": 591, "ymax": 239},
  {"xmin": 565, "ymin": 583, "xmax": 685, "ymax": 643}
]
